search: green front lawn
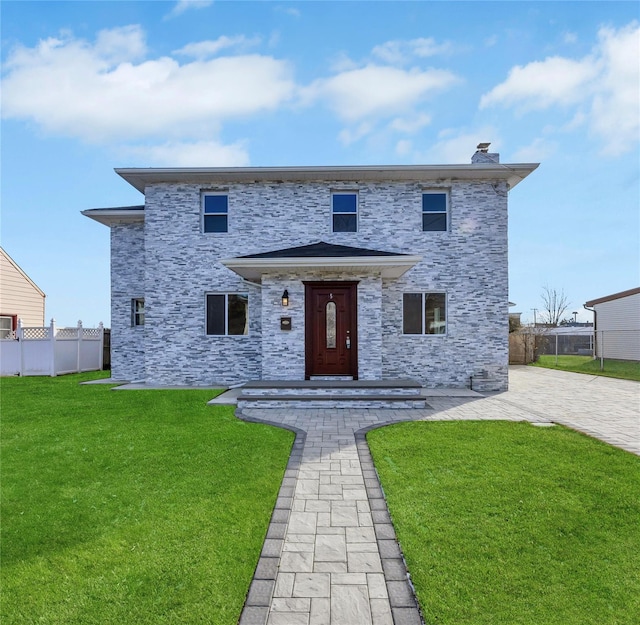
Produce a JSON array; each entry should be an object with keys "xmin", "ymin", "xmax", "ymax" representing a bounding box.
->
[
  {"xmin": 531, "ymin": 355, "xmax": 640, "ymax": 381},
  {"xmin": 368, "ymin": 421, "xmax": 640, "ymax": 625},
  {"xmin": 1, "ymin": 373, "xmax": 293, "ymax": 625}
]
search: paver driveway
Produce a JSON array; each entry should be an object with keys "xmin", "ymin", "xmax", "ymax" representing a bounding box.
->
[{"xmin": 237, "ymin": 366, "xmax": 639, "ymax": 625}]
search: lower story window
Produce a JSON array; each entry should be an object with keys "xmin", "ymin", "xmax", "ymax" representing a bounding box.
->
[
  {"xmin": 131, "ymin": 298, "xmax": 145, "ymax": 326},
  {"xmin": 403, "ymin": 292, "xmax": 446, "ymax": 335},
  {"xmin": 0, "ymin": 315, "xmax": 15, "ymax": 339},
  {"xmin": 206, "ymin": 293, "xmax": 249, "ymax": 335}
]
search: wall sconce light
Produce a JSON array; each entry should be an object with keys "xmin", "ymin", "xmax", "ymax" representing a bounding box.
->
[{"xmin": 281, "ymin": 289, "xmax": 289, "ymax": 307}]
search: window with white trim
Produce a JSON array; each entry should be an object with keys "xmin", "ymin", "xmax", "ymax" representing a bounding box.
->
[
  {"xmin": 131, "ymin": 299, "xmax": 145, "ymax": 326},
  {"xmin": 332, "ymin": 192, "xmax": 358, "ymax": 232},
  {"xmin": 202, "ymin": 193, "xmax": 228, "ymax": 233},
  {"xmin": 206, "ymin": 293, "xmax": 249, "ymax": 335},
  {"xmin": 403, "ymin": 292, "xmax": 446, "ymax": 335},
  {"xmin": 0, "ymin": 315, "xmax": 14, "ymax": 339},
  {"xmin": 422, "ymin": 191, "xmax": 448, "ymax": 231}
]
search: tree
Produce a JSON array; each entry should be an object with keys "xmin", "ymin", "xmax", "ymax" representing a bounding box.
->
[{"xmin": 540, "ymin": 285, "xmax": 570, "ymax": 326}]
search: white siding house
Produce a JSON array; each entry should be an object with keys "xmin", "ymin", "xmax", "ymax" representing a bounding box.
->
[
  {"xmin": 0, "ymin": 247, "xmax": 45, "ymax": 336},
  {"xmin": 585, "ymin": 288, "xmax": 640, "ymax": 361}
]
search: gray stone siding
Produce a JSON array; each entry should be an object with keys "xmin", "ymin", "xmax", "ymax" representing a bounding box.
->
[
  {"xmin": 110, "ymin": 177, "xmax": 510, "ymax": 389},
  {"xmin": 110, "ymin": 223, "xmax": 145, "ymax": 381}
]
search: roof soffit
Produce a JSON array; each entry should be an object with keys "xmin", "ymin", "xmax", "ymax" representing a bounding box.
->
[{"xmin": 115, "ymin": 163, "xmax": 539, "ymax": 194}]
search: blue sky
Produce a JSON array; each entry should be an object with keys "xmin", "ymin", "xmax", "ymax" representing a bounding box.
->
[{"xmin": 1, "ymin": 0, "xmax": 638, "ymax": 327}]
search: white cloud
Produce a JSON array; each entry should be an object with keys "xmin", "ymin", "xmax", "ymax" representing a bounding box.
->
[
  {"xmin": 372, "ymin": 38, "xmax": 453, "ymax": 64},
  {"xmin": 390, "ymin": 113, "xmax": 431, "ymax": 133},
  {"xmin": 1, "ymin": 26, "xmax": 296, "ymax": 143},
  {"xmin": 480, "ymin": 56, "xmax": 598, "ymax": 110},
  {"xmin": 304, "ymin": 65, "xmax": 459, "ymax": 123},
  {"xmin": 480, "ymin": 21, "xmax": 640, "ymax": 155},
  {"xmin": 395, "ymin": 139, "xmax": 413, "ymax": 156},
  {"xmin": 275, "ymin": 6, "xmax": 301, "ymax": 18},
  {"xmin": 589, "ymin": 23, "xmax": 640, "ymax": 155},
  {"xmin": 484, "ymin": 35, "xmax": 498, "ymax": 48},
  {"xmin": 121, "ymin": 140, "xmax": 250, "ymax": 166},
  {"xmin": 563, "ymin": 31, "xmax": 578, "ymax": 45},
  {"xmin": 512, "ymin": 138, "xmax": 558, "ymax": 162},
  {"xmin": 423, "ymin": 127, "xmax": 500, "ymax": 164},
  {"xmin": 338, "ymin": 122, "xmax": 374, "ymax": 146},
  {"xmin": 173, "ymin": 35, "xmax": 261, "ymax": 59},
  {"xmin": 166, "ymin": 1, "xmax": 213, "ymax": 19}
]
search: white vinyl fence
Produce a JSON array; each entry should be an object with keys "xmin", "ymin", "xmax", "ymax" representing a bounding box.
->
[{"xmin": 0, "ymin": 319, "xmax": 104, "ymax": 377}]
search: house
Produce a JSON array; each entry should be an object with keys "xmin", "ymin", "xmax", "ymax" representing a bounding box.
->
[
  {"xmin": 83, "ymin": 146, "xmax": 538, "ymax": 391},
  {"xmin": 0, "ymin": 247, "xmax": 45, "ymax": 337},
  {"xmin": 585, "ymin": 288, "xmax": 640, "ymax": 361}
]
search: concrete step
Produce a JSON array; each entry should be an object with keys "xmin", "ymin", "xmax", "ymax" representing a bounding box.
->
[
  {"xmin": 237, "ymin": 379, "xmax": 426, "ymax": 409},
  {"xmin": 237, "ymin": 395, "xmax": 426, "ymax": 409}
]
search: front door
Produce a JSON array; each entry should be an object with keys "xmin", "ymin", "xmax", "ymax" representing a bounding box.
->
[{"xmin": 305, "ymin": 281, "xmax": 358, "ymax": 379}]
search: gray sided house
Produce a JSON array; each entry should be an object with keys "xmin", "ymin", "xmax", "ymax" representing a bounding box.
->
[{"xmin": 84, "ymin": 148, "xmax": 538, "ymax": 391}]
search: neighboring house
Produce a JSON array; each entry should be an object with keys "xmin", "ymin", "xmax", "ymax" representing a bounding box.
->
[
  {"xmin": 83, "ymin": 147, "xmax": 538, "ymax": 390},
  {"xmin": 585, "ymin": 288, "xmax": 640, "ymax": 361},
  {"xmin": 0, "ymin": 247, "xmax": 45, "ymax": 337}
]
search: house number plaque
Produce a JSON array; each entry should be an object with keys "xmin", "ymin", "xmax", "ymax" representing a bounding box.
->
[{"xmin": 280, "ymin": 317, "xmax": 292, "ymax": 331}]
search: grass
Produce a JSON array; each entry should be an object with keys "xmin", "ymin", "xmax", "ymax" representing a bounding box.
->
[
  {"xmin": 368, "ymin": 421, "xmax": 640, "ymax": 625},
  {"xmin": 531, "ymin": 355, "xmax": 640, "ymax": 381},
  {"xmin": 1, "ymin": 372, "xmax": 294, "ymax": 625}
]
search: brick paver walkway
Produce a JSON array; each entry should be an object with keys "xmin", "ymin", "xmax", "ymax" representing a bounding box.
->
[{"xmin": 237, "ymin": 367, "xmax": 639, "ymax": 625}]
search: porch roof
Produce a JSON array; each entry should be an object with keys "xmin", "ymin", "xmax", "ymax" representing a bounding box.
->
[
  {"xmin": 81, "ymin": 205, "xmax": 144, "ymax": 226},
  {"xmin": 221, "ymin": 241, "xmax": 421, "ymax": 281}
]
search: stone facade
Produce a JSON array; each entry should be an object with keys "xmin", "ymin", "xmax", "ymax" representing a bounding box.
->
[
  {"xmin": 97, "ymin": 158, "xmax": 536, "ymax": 390},
  {"xmin": 110, "ymin": 223, "xmax": 145, "ymax": 381}
]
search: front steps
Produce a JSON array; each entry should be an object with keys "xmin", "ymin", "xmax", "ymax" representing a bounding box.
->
[{"xmin": 236, "ymin": 379, "xmax": 426, "ymax": 409}]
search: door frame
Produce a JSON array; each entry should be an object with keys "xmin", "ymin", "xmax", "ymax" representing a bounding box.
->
[{"xmin": 304, "ymin": 281, "xmax": 359, "ymax": 380}]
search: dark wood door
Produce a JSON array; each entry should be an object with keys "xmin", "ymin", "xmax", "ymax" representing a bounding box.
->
[{"xmin": 305, "ymin": 282, "xmax": 358, "ymax": 379}]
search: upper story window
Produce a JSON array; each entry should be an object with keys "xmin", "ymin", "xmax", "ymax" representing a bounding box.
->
[
  {"xmin": 202, "ymin": 193, "xmax": 228, "ymax": 233},
  {"xmin": 422, "ymin": 191, "xmax": 448, "ymax": 232},
  {"xmin": 206, "ymin": 293, "xmax": 249, "ymax": 336},
  {"xmin": 131, "ymin": 298, "xmax": 145, "ymax": 326},
  {"xmin": 403, "ymin": 292, "xmax": 446, "ymax": 335},
  {"xmin": 332, "ymin": 192, "xmax": 358, "ymax": 232}
]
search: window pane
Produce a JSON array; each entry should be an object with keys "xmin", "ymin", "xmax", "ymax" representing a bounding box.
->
[
  {"xmin": 132, "ymin": 299, "xmax": 145, "ymax": 326},
  {"xmin": 204, "ymin": 214, "xmax": 228, "ymax": 233},
  {"xmin": 422, "ymin": 193, "xmax": 447, "ymax": 212},
  {"xmin": 206, "ymin": 294, "xmax": 225, "ymax": 335},
  {"xmin": 204, "ymin": 195, "xmax": 228, "ymax": 213},
  {"xmin": 425, "ymin": 293, "xmax": 446, "ymax": 334},
  {"xmin": 228, "ymin": 294, "xmax": 249, "ymax": 335},
  {"xmin": 333, "ymin": 214, "xmax": 357, "ymax": 232},
  {"xmin": 326, "ymin": 301, "xmax": 336, "ymax": 348},
  {"xmin": 422, "ymin": 213, "xmax": 447, "ymax": 231},
  {"xmin": 333, "ymin": 194, "xmax": 357, "ymax": 213},
  {"xmin": 403, "ymin": 293, "xmax": 423, "ymax": 334},
  {"xmin": 0, "ymin": 317, "xmax": 12, "ymax": 339}
]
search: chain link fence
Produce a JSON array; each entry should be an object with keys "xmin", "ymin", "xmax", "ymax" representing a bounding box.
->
[{"xmin": 510, "ymin": 328, "xmax": 639, "ymax": 366}]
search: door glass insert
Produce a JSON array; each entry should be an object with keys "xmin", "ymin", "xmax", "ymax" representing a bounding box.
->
[{"xmin": 326, "ymin": 301, "xmax": 337, "ymax": 348}]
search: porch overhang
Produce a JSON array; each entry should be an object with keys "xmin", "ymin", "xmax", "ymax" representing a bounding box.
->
[
  {"xmin": 82, "ymin": 206, "xmax": 145, "ymax": 226},
  {"xmin": 221, "ymin": 242, "xmax": 421, "ymax": 281}
]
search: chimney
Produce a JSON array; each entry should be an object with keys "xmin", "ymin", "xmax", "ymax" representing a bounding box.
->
[{"xmin": 471, "ymin": 142, "xmax": 500, "ymax": 164}]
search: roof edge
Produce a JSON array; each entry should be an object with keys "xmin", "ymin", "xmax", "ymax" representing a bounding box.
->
[
  {"xmin": 115, "ymin": 163, "xmax": 539, "ymax": 193},
  {"xmin": 585, "ymin": 287, "xmax": 640, "ymax": 307},
  {"xmin": 0, "ymin": 246, "xmax": 46, "ymax": 297},
  {"xmin": 82, "ymin": 206, "xmax": 145, "ymax": 227}
]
